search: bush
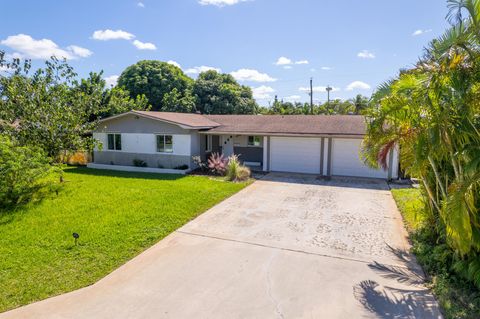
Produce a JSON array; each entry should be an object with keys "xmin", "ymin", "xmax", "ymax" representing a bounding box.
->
[
  {"xmin": 225, "ymin": 155, "xmax": 251, "ymax": 182},
  {"xmin": 0, "ymin": 135, "xmax": 59, "ymax": 208},
  {"xmin": 133, "ymin": 159, "xmax": 147, "ymax": 167},
  {"xmin": 208, "ymin": 153, "xmax": 227, "ymax": 175},
  {"xmin": 392, "ymin": 188, "xmax": 480, "ymax": 318},
  {"xmin": 192, "ymin": 155, "xmax": 208, "ymax": 172},
  {"xmin": 174, "ymin": 164, "xmax": 189, "ymax": 170}
]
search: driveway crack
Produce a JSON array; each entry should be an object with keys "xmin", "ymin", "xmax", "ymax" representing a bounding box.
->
[{"xmin": 265, "ymin": 251, "xmax": 284, "ymax": 319}]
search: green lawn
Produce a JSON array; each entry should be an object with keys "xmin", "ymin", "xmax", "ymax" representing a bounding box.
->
[
  {"xmin": 392, "ymin": 188, "xmax": 480, "ymax": 319},
  {"xmin": 0, "ymin": 167, "xmax": 250, "ymax": 313}
]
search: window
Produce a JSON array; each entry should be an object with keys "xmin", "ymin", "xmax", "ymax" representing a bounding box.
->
[
  {"xmin": 205, "ymin": 135, "xmax": 212, "ymax": 151},
  {"xmin": 107, "ymin": 133, "xmax": 122, "ymax": 150},
  {"xmin": 248, "ymin": 136, "xmax": 261, "ymax": 146},
  {"xmin": 157, "ymin": 135, "xmax": 173, "ymax": 153}
]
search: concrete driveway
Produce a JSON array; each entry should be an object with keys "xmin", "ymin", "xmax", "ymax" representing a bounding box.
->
[{"xmin": 1, "ymin": 173, "xmax": 442, "ymax": 319}]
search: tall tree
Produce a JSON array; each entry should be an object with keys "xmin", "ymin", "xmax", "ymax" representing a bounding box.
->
[
  {"xmin": 74, "ymin": 71, "xmax": 150, "ymax": 120},
  {"xmin": 193, "ymin": 70, "xmax": 257, "ymax": 114},
  {"xmin": 350, "ymin": 94, "xmax": 370, "ymax": 114},
  {"xmin": 117, "ymin": 60, "xmax": 193, "ymax": 111}
]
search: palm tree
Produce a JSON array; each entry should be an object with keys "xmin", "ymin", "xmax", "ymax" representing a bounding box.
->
[
  {"xmin": 363, "ymin": 0, "xmax": 480, "ymax": 287},
  {"xmin": 350, "ymin": 94, "xmax": 370, "ymax": 114}
]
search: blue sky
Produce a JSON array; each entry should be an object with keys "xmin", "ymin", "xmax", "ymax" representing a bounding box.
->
[{"xmin": 1, "ymin": 0, "xmax": 449, "ymax": 106}]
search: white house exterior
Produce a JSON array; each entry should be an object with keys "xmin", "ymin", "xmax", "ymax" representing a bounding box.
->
[{"xmin": 89, "ymin": 111, "xmax": 399, "ymax": 179}]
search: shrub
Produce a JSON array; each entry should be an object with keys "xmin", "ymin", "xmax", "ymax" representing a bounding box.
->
[
  {"xmin": 133, "ymin": 159, "xmax": 147, "ymax": 167},
  {"xmin": 174, "ymin": 164, "xmax": 189, "ymax": 170},
  {"xmin": 225, "ymin": 155, "xmax": 251, "ymax": 182},
  {"xmin": 192, "ymin": 155, "xmax": 208, "ymax": 172},
  {"xmin": 0, "ymin": 135, "xmax": 59, "ymax": 208},
  {"xmin": 208, "ymin": 153, "xmax": 227, "ymax": 175}
]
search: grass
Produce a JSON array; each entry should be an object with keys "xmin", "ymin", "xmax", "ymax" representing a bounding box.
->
[
  {"xmin": 0, "ymin": 167, "xmax": 250, "ymax": 313},
  {"xmin": 392, "ymin": 188, "xmax": 480, "ymax": 319}
]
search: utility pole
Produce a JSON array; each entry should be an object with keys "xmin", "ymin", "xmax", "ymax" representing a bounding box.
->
[
  {"xmin": 326, "ymin": 85, "xmax": 332, "ymax": 108},
  {"xmin": 310, "ymin": 77, "xmax": 313, "ymax": 114}
]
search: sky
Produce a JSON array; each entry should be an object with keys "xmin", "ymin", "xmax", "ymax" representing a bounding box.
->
[{"xmin": 1, "ymin": 0, "xmax": 450, "ymax": 106}]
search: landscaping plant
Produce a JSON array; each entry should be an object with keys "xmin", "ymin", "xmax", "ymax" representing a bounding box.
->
[
  {"xmin": 133, "ymin": 159, "xmax": 148, "ymax": 167},
  {"xmin": 0, "ymin": 135, "xmax": 60, "ymax": 208},
  {"xmin": 207, "ymin": 152, "xmax": 227, "ymax": 175},
  {"xmin": 225, "ymin": 154, "xmax": 251, "ymax": 182},
  {"xmin": 363, "ymin": 0, "xmax": 480, "ymax": 309}
]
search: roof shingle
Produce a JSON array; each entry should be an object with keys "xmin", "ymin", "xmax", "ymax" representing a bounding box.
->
[
  {"xmin": 133, "ymin": 111, "xmax": 220, "ymax": 128},
  {"xmin": 204, "ymin": 114, "xmax": 367, "ymax": 136}
]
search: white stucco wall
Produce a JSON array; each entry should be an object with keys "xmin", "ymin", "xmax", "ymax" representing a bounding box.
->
[{"xmin": 93, "ymin": 133, "xmax": 191, "ymax": 156}]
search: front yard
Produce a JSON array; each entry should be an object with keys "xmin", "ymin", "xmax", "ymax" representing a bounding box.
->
[{"xmin": 0, "ymin": 167, "xmax": 250, "ymax": 313}]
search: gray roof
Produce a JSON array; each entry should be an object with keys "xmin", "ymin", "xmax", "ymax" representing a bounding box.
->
[
  {"xmin": 99, "ymin": 111, "xmax": 368, "ymax": 135},
  {"xmin": 204, "ymin": 114, "xmax": 367, "ymax": 136}
]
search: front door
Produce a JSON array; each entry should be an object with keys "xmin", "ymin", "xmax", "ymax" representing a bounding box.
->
[{"xmin": 221, "ymin": 135, "xmax": 234, "ymax": 157}]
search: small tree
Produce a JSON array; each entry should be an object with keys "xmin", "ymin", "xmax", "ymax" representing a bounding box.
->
[{"xmin": 0, "ymin": 135, "xmax": 59, "ymax": 208}]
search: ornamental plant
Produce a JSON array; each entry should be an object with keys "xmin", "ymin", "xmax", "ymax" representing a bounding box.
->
[{"xmin": 207, "ymin": 152, "xmax": 227, "ymax": 175}]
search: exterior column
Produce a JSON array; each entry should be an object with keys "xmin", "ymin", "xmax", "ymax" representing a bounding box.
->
[
  {"xmin": 263, "ymin": 136, "xmax": 269, "ymax": 172},
  {"xmin": 326, "ymin": 137, "xmax": 333, "ymax": 177},
  {"xmin": 320, "ymin": 137, "xmax": 325, "ymax": 176}
]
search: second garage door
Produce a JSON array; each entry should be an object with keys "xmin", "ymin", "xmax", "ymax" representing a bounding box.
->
[
  {"xmin": 331, "ymin": 138, "xmax": 388, "ymax": 178},
  {"xmin": 270, "ymin": 137, "xmax": 321, "ymax": 174}
]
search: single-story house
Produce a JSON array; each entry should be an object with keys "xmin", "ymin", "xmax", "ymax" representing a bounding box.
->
[{"xmin": 88, "ymin": 110, "xmax": 399, "ymax": 179}]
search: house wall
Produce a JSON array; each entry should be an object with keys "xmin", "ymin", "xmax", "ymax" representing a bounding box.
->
[
  {"xmin": 93, "ymin": 114, "xmax": 198, "ymax": 169},
  {"xmin": 94, "ymin": 133, "xmax": 191, "ymax": 155},
  {"xmin": 93, "ymin": 151, "xmax": 191, "ymax": 169}
]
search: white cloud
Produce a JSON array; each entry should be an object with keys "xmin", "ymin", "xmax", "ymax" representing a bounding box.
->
[
  {"xmin": 92, "ymin": 29, "xmax": 135, "ymax": 41},
  {"xmin": 412, "ymin": 29, "xmax": 432, "ymax": 36},
  {"xmin": 230, "ymin": 68, "xmax": 276, "ymax": 82},
  {"xmin": 275, "ymin": 56, "xmax": 292, "ymax": 65},
  {"xmin": 252, "ymin": 85, "xmax": 275, "ymax": 100},
  {"xmin": 295, "ymin": 60, "xmax": 309, "ymax": 65},
  {"xmin": 275, "ymin": 56, "xmax": 308, "ymax": 66},
  {"xmin": 132, "ymin": 40, "xmax": 156, "ymax": 50},
  {"xmin": 0, "ymin": 34, "xmax": 92, "ymax": 60},
  {"xmin": 198, "ymin": 0, "xmax": 247, "ymax": 6},
  {"xmin": 66, "ymin": 45, "xmax": 93, "ymax": 58},
  {"xmin": 283, "ymin": 95, "xmax": 302, "ymax": 102},
  {"xmin": 321, "ymin": 66, "xmax": 332, "ymax": 70},
  {"xmin": 167, "ymin": 60, "xmax": 181, "ymax": 68},
  {"xmin": 357, "ymin": 50, "xmax": 375, "ymax": 59},
  {"xmin": 104, "ymin": 75, "xmax": 119, "ymax": 87},
  {"xmin": 185, "ymin": 65, "xmax": 221, "ymax": 75},
  {"xmin": 137, "ymin": 2, "xmax": 145, "ymax": 7},
  {"xmin": 299, "ymin": 86, "xmax": 340, "ymax": 93},
  {"xmin": 346, "ymin": 81, "xmax": 371, "ymax": 91}
]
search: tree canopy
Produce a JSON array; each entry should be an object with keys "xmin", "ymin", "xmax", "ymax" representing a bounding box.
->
[
  {"xmin": 258, "ymin": 96, "xmax": 366, "ymax": 115},
  {"xmin": 117, "ymin": 60, "xmax": 193, "ymax": 112},
  {"xmin": 0, "ymin": 53, "xmax": 149, "ymax": 160},
  {"xmin": 193, "ymin": 70, "xmax": 257, "ymax": 114}
]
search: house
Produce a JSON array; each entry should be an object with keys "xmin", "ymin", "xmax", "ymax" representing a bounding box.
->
[{"xmin": 88, "ymin": 110, "xmax": 399, "ymax": 179}]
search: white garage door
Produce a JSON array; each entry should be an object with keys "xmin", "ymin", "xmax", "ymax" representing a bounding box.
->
[
  {"xmin": 331, "ymin": 138, "xmax": 387, "ymax": 178},
  {"xmin": 270, "ymin": 137, "xmax": 321, "ymax": 174}
]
